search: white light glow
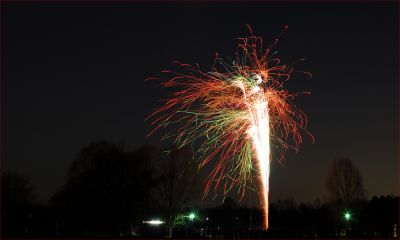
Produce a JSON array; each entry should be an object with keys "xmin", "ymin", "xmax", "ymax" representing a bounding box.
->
[{"xmin": 143, "ymin": 220, "xmax": 164, "ymax": 225}]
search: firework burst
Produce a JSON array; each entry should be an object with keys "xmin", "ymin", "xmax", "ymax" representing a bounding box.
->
[{"xmin": 147, "ymin": 25, "xmax": 312, "ymax": 229}]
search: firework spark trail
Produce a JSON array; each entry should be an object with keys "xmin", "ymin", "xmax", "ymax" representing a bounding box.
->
[
  {"xmin": 147, "ymin": 26, "xmax": 312, "ymax": 229},
  {"xmin": 249, "ymin": 92, "xmax": 271, "ymax": 230}
]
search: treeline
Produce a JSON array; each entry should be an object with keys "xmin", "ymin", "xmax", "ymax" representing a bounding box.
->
[
  {"xmin": 185, "ymin": 196, "xmax": 398, "ymax": 239},
  {"xmin": 1, "ymin": 140, "xmax": 398, "ymax": 238}
]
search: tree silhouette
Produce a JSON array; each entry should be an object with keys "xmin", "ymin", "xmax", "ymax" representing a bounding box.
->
[
  {"xmin": 361, "ymin": 195, "xmax": 399, "ymax": 237},
  {"xmin": 1, "ymin": 171, "xmax": 36, "ymax": 237},
  {"xmin": 326, "ymin": 158, "xmax": 366, "ymax": 207},
  {"xmin": 51, "ymin": 141, "xmax": 157, "ymax": 237},
  {"xmin": 156, "ymin": 146, "xmax": 198, "ymax": 237}
]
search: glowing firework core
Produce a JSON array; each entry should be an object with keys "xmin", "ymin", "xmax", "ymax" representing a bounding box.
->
[{"xmin": 147, "ymin": 26, "xmax": 312, "ymax": 230}]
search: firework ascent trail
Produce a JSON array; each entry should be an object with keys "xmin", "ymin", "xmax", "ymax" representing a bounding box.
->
[{"xmin": 147, "ymin": 26, "xmax": 313, "ymax": 229}]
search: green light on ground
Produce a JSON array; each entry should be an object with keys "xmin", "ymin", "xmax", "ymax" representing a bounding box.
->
[
  {"xmin": 188, "ymin": 212, "xmax": 196, "ymax": 220},
  {"xmin": 344, "ymin": 211, "xmax": 351, "ymax": 221}
]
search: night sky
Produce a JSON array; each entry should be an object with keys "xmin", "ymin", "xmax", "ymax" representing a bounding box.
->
[{"xmin": 3, "ymin": 2, "xmax": 398, "ymax": 206}]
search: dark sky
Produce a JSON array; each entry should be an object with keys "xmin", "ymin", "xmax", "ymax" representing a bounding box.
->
[{"xmin": 3, "ymin": 2, "xmax": 398, "ymax": 205}]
